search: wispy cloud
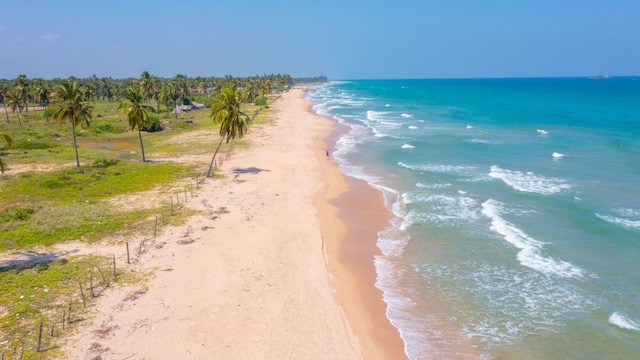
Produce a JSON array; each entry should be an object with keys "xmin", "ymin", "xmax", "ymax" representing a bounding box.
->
[{"xmin": 41, "ymin": 33, "xmax": 59, "ymax": 42}]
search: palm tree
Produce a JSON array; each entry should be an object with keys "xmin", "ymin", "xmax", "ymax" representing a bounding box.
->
[
  {"xmin": 139, "ymin": 71, "xmax": 153, "ymax": 107},
  {"xmin": 14, "ymin": 75, "xmax": 30, "ymax": 122},
  {"xmin": 49, "ymin": 80, "xmax": 93, "ymax": 167},
  {"xmin": 118, "ymin": 86, "xmax": 153, "ymax": 162},
  {"xmin": 0, "ymin": 132, "xmax": 12, "ymax": 173},
  {"xmin": 0, "ymin": 81, "xmax": 11, "ymax": 123},
  {"xmin": 32, "ymin": 78, "xmax": 50, "ymax": 123},
  {"xmin": 6, "ymin": 90, "xmax": 24, "ymax": 127},
  {"xmin": 206, "ymin": 84, "xmax": 250, "ymax": 177}
]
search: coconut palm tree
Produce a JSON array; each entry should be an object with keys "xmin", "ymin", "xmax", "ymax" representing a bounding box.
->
[
  {"xmin": 0, "ymin": 132, "xmax": 12, "ymax": 173},
  {"xmin": 32, "ymin": 78, "xmax": 50, "ymax": 123},
  {"xmin": 6, "ymin": 90, "xmax": 24, "ymax": 127},
  {"xmin": 14, "ymin": 75, "xmax": 30, "ymax": 122},
  {"xmin": 118, "ymin": 86, "xmax": 153, "ymax": 162},
  {"xmin": 49, "ymin": 80, "xmax": 93, "ymax": 167},
  {"xmin": 206, "ymin": 84, "xmax": 250, "ymax": 177},
  {"xmin": 0, "ymin": 81, "xmax": 11, "ymax": 123},
  {"xmin": 139, "ymin": 71, "xmax": 153, "ymax": 107}
]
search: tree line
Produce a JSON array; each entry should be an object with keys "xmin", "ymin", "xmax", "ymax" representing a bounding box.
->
[{"xmin": 0, "ymin": 72, "xmax": 319, "ymax": 173}]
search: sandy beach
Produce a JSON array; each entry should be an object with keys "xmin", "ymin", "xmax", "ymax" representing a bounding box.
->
[{"xmin": 59, "ymin": 88, "xmax": 407, "ymax": 359}]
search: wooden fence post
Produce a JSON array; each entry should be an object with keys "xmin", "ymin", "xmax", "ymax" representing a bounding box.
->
[
  {"xmin": 79, "ymin": 282, "xmax": 86, "ymax": 308},
  {"xmin": 112, "ymin": 254, "xmax": 117, "ymax": 278},
  {"xmin": 36, "ymin": 321, "xmax": 43, "ymax": 352},
  {"xmin": 126, "ymin": 242, "xmax": 130, "ymax": 264}
]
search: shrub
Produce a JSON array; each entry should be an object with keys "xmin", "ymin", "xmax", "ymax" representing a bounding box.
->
[
  {"xmin": 142, "ymin": 114, "xmax": 163, "ymax": 132},
  {"xmin": 12, "ymin": 140, "xmax": 54, "ymax": 150},
  {"xmin": 254, "ymin": 96, "xmax": 268, "ymax": 106}
]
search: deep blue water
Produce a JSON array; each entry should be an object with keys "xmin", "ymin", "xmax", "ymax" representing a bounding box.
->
[{"xmin": 306, "ymin": 78, "xmax": 640, "ymax": 359}]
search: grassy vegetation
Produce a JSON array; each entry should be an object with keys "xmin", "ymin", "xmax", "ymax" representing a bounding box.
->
[
  {"xmin": 0, "ymin": 255, "xmax": 138, "ymax": 359},
  {"xmin": 0, "ymin": 92, "xmax": 276, "ymax": 357}
]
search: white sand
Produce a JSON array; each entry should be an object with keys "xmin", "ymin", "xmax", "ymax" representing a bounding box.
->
[{"xmin": 59, "ymin": 88, "xmax": 382, "ymax": 359}]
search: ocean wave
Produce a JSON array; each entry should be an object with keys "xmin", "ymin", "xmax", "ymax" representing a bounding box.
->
[
  {"xmin": 489, "ymin": 165, "xmax": 571, "ymax": 195},
  {"xmin": 609, "ymin": 312, "xmax": 640, "ymax": 331},
  {"xmin": 402, "ymin": 144, "xmax": 415, "ymax": 149},
  {"xmin": 552, "ymin": 152, "xmax": 565, "ymax": 158},
  {"xmin": 537, "ymin": 129, "xmax": 549, "ymax": 135},
  {"xmin": 416, "ymin": 182, "xmax": 453, "ymax": 189},
  {"xmin": 408, "ymin": 125, "xmax": 418, "ymax": 130},
  {"xmin": 403, "ymin": 192, "xmax": 480, "ymax": 225},
  {"xmin": 366, "ymin": 110, "xmax": 388, "ymax": 122},
  {"xmin": 482, "ymin": 199, "xmax": 584, "ymax": 278},
  {"xmin": 596, "ymin": 212, "xmax": 640, "ymax": 231},
  {"xmin": 413, "ymin": 260, "xmax": 593, "ymax": 353},
  {"xmin": 466, "ymin": 138, "xmax": 490, "ymax": 144},
  {"xmin": 401, "ymin": 113, "xmax": 413, "ymax": 118},
  {"xmin": 398, "ymin": 162, "xmax": 477, "ymax": 175}
]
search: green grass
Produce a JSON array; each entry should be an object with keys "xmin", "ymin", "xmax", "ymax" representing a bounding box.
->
[
  {"xmin": 0, "ymin": 92, "xmax": 278, "ymax": 358},
  {"xmin": 2, "ymin": 161, "xmax": 194, "ymax": 203},
  {"xmin": 0, "ymin": 255, "xmax": 136, "ymax": 359},
  {"xmin": 0, "ymin": 160, "xmax": 199, "ymax": 250}
]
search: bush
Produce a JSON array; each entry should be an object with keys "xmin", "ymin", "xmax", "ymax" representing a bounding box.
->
[
  {"xmin": 12, "ymin": 140, "xmax": 55, "ymax": 150},
  {"xmin": 92, "ymin": 158, "xmax": 119, "ymax": 168},
  {"xmin": 142, "ymin": 114, "xmax": 163, "ymax": 132},
  {"xmin": 0, "ymin": 207, "xmax": 35, "ymax": 222},
  {"xmin": 254, "ymin": 96, "xmax": 268, "ymax": 106},
  {"xmin": 94, "ymin": 123, "xmax": 126, "ymax": 134}
]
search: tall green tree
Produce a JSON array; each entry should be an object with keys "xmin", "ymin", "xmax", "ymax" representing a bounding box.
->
[
  {"xmin": 32, "ymin": 78, "xmax": 51, "ymax": 123},
  {"xmin": 139, "ymin": 71, "xmax": 153, "ymax": 106},
  {"xmin": 14, "ymin": 75, "xmax": 30, "ymax": 122},
  {"xmin": 6, "ymin": 90, "xmax": 24, "ymax": 127},
  {"xmin": 49, "ymin": 80, "xmax": 93, "ymax": 167},
  {"xmin": 0, "ymin": 81, "xmax": 11, "ymax": 123},
  {"xmin": 0, "ymin": 132, "xmax": 12, "ymax": 173},
  {"xmin": 207, "ymin": 84, "xmax": 250, "ymax": 177},
  {"xmin": 118, "ymin": 86, "xmax": 153, "ymax": 162}
]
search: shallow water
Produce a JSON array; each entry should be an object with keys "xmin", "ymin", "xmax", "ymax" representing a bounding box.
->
[{"xmin": 307, "ymin": 78, "xmax": 640, "ymax": 359}]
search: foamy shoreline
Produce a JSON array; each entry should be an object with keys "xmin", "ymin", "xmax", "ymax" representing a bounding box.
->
[{"xmin": 60, "ymin": 88, "xmax": 407, "ymax": 359}]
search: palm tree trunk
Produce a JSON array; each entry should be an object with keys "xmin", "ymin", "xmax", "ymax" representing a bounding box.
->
[
  {"xmin": 72, "ymin": 121, "xmax": 80, "ymax": 167},
  {"xmin": 16, "ymin": 111, "xmax": 22, "ymax": 128},
  {"xmin": 25, "ymin": 102, "xmax": 29, "ymax": 123},
  {"xmin": 2, "ymin": 104, "xmax": 9, "ymax": 123},
  {"xmin": 138, "ymin": 128, "xmax": 146, "ymax": 162},
  {"xmin": 173, "ymin": 100, "xmax": 179, "ymax": 122},
  {"xmin": 44, "ymin": 102, "xmax": 49, "ymax": 124},
  {"xmin": 206, "ymin": 135, "xmax": 226, "ymax": 177}
]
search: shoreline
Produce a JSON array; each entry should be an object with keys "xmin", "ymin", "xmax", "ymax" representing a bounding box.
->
[
  {"xmin": 56, "ymin": 87, "xmax": 406, "ymax": 359},
  {"xmin": 310, "ymin": 99, "xmax": 408, "ymax": 359}
]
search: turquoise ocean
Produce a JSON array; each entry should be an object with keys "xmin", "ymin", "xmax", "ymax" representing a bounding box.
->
[{"xmin": 306, "ymin": 78, "xmax": 640, "ymax": 359}]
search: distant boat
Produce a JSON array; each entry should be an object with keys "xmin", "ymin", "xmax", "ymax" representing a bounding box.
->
[{"xmin": 588, "ymin": 75, "xmax": 610, "ymax": 79}]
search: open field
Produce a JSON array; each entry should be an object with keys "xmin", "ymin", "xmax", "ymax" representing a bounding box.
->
[{"xmin": 0, "ymin": 94, "xmax": 276, "ymax": 358}]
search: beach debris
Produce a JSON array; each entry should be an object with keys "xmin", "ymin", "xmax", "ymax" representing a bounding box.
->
[
  {"xmin": 177, "ymin": 238, "xmax": 195, "ymax": 245},
  {"xmin": 122, "ymin": 289, "xmax": 147, "ymax": 302}
]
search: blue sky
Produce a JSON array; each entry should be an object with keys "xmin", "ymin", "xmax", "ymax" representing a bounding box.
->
[{"xmin": 1, "ymin": 0, "xmax": 638, "ymax": 80}]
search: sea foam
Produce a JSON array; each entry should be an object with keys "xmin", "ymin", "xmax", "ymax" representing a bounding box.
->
[
  {"xmin": 489, "ymin": 166, "xmax": 571, "ymax": 195},
  {"xmin": 609, "ymin": 312, "xmax": 640, "ymax": 331},
  {"xmin": 402, "ymin": 144, "xmax": 415, "ymax": 149},
  {"xmin": 596, "ymin": 213, "xmax": 640, "ymax": 231},
  {"xmin": 482, "ymin": 199, "xmax": 584, "ymax": 278}
]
